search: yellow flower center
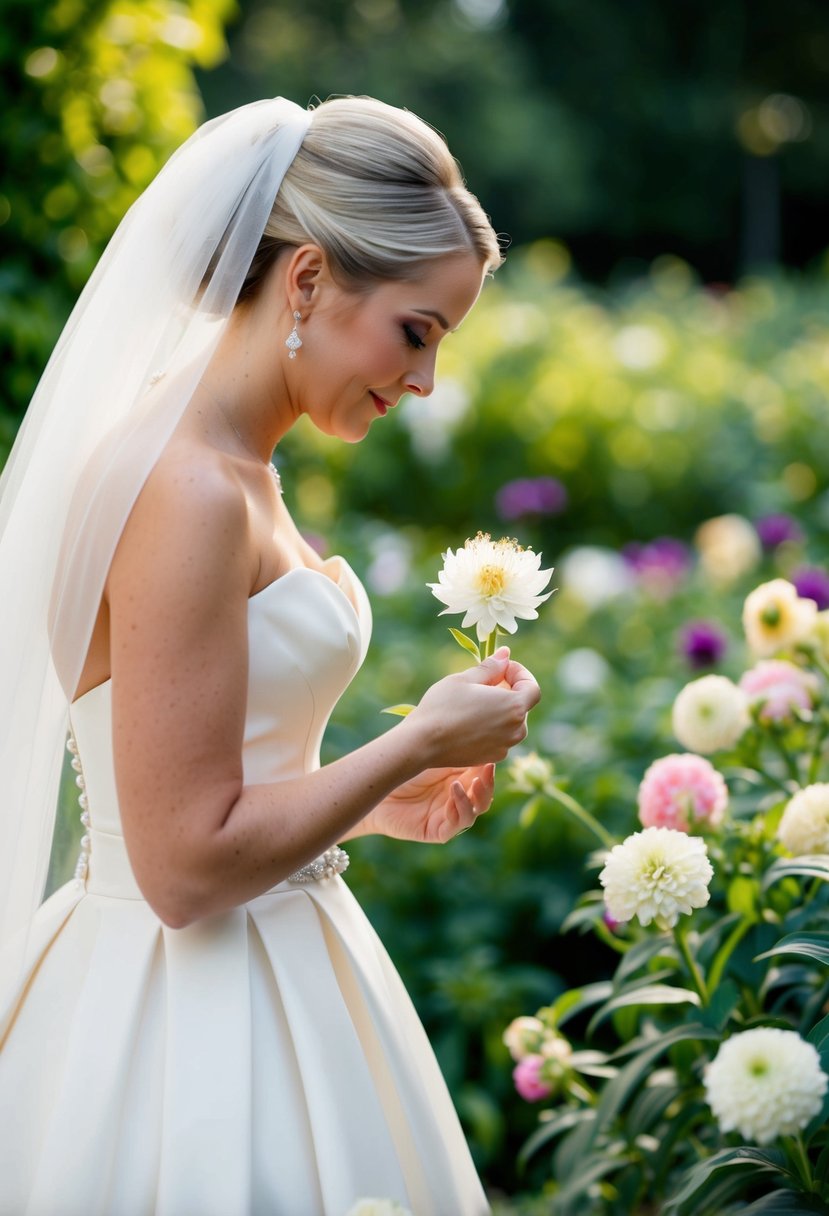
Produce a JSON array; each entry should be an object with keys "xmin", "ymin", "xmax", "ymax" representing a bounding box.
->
[{"xmin": 476, "ymin": 564, "xmax": 508, "ymax": 597}]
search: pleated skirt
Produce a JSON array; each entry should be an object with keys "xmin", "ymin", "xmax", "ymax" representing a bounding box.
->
[{"xmin": 0, "ymin": 875, "xmax": 491, "ymax": 1216}]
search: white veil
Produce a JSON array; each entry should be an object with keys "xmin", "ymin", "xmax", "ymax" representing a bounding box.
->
[{"xmin": 0, "ymin": 97, "xmax": 312, "ymax": 985}]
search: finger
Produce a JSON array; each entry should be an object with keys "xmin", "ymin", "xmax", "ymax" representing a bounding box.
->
[
  {"xmin": 468, "ymin": 774, "xmax": 492, "ymax": 815},
  {"xmin": 461, "ymin": 648, "xmax": 511, "ymax": 687},
  {"xmin": 451, "ymin": 779, "xmax": 478, "ymax": 831},
  {"xmin": 504, "ymin": 662, "xmax": 541, "ymax": 709}
]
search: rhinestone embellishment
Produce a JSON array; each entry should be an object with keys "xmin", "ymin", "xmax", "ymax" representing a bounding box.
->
[
  {"xmin": 287, "ymin": 846, "xmax": 349, "ymax": 884},
  {"xmin": 67, "ymin": 732, "xmax": 91, "ymax": 888}
]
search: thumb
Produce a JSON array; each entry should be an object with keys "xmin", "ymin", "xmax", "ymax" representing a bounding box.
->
[{"xmin": 464, "ymin": 646, "xmax": 511, "ymax": 685}]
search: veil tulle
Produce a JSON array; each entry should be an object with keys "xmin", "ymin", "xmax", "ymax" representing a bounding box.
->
[{"xmin": 0, "ymin": 98, "xmax": 312, "ymax": 987}]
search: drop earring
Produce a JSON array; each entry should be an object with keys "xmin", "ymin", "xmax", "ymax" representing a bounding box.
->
[{"xmin": 285, "ymin": 310, "xmax": 302, "ymax": 359}]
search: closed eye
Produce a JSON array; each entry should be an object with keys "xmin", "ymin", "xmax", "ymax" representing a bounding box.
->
[{"xmin": 403, "ymin": 324, "xmax": 426, "ymax": 350}]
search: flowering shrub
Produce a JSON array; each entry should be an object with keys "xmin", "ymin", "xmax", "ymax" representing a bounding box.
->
[{"xmin": 503, "ymin": 577, "xmax": 829, "ymax": 1214}]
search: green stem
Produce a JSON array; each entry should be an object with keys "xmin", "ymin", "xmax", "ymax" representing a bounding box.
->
[
  {"xmin": 707, "ymin": 916, "xmax": 753, "ymax": 993},
  {"xmin": 482, "ymin": 630, "xmax": 497, "ymax": 659},
  {"xmin": 674, "ymin": 921, "xmax": 709, "ymax": 1007},
  {"xmin": 788, "ymin": 1134, "xmax": 815, "ymax": 1192},
  {"xmin": 541, "ymin": 782, "xmax": 616, "ymax": 849}
]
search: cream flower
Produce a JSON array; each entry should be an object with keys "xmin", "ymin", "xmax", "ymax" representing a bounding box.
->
[
  {"xmin": 599, "ymin": 826, "xmax": 713, "ymax": 929},
  {"xmin": 695, "ymin": 515, "xmax": 761, "ymax": 587},
  {"xmin": 704, "ymin": 1028, "xmax": 828, "ymax": 1144},
  {"xmin": 428, "ymin": 532, "xmax": 554, "ymax": 641},
  {"xmin": 502, "ymin": 1015, "xmax": 546, "ymax": 1061},
  {"xmin": 508, "ymin": 752, "xmax": 554, "ymax": 794},
  {"xmin": 742, "ymin": 579, "xmax": 818, "ymax": 658},
  {"xmin": 777, "ymin": 783, "xmax": 829, "ymax": 856},
  {"xmin": 672, "ymin": 675, "xmax": 750, "ymax": 755},
  {"xmin": 346, "ymin": 1202, "xmax": 413, "ymax": 1216}
]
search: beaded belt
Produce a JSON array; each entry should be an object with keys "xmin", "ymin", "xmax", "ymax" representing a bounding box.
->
[{"xmin": 286, "ymin": 846, "xmax": 349, "ymax": 883}]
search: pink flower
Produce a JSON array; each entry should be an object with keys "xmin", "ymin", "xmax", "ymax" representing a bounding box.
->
[
  {"xmin": 637, "ymin": 753, "xmax": 728, "ymax": 832},
  {"xmin": 513, "ymin": 1055, "xmax": 554, "ymax": 1103},
  {"xmin": 739, "ymin": 660, "xmax": 819, "ymax": 723}
]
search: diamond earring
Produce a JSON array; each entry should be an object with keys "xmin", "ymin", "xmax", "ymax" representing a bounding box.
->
[{"xmin": 285, "ymin": 310, "xmax": 302, "ymax": 359}]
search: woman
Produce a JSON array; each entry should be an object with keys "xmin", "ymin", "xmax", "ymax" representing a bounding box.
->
[{"xmin": 0, "ymin": 96, "xmax": 539, "ymax": 1215}]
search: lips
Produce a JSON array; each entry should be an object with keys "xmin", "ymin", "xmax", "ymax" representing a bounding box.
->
[{"xmin": 370, "ymin": 391, "xmax": 392, "ymax": 415}]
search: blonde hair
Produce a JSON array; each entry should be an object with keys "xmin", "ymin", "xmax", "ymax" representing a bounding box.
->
[{"xmin": 238, "ymin": 96, "xmax": 502, "ymax": 301}]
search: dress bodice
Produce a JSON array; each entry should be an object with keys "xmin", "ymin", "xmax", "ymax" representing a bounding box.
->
[{"xmin": 67, "ymin": 558, "xmax": 372, "ymax": 894}]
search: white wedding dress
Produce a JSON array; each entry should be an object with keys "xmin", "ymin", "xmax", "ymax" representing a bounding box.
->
[{"xmin": 0, "ymin": 558, "xmax": 491, "ymax": 1216}]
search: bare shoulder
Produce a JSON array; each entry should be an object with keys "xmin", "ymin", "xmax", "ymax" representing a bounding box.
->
[{"xmin": 108, "ymin": 441, "xmax": 255, "ymax": 608}]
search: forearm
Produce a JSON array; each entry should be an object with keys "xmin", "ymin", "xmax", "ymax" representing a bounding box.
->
[{"xmin": 162, "ymin": 720, "xmax": 427, "ymax": 925}]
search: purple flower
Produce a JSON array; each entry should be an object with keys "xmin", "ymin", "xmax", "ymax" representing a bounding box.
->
[
  {"xmin": 792, "ymin": 567, "xmax": 829, "ymax": 611},
  {"xmin": 495, "ymin": 477, "xmax": 567, "ymax": 522},
  {"xmin": 623, "ymin": 537, "xmax": 691, "ymax": 596},
  {"xmin": 755, "ymin": 514, "xmax": 804, "ymax": 551},
  {"xmin": 680, "ymin": 620, "xmax": 728, "ymax": 669}
]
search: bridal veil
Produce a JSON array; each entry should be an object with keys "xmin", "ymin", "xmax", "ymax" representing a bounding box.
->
[{"xmin": 0, "ymin": 98, "xmax": 312, "ymax": 986}]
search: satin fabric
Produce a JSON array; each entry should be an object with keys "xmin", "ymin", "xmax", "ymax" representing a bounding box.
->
[{"xmin": 0, "ymin": 559, "xmax": 491, "ymax": 1216}]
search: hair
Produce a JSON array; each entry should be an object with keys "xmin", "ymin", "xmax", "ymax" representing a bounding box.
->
[{"xmin": 236, "ymin": 96, "xmax": 503, "ymax": 304}]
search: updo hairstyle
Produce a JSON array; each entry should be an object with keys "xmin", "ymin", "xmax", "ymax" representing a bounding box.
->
[{"xmin": 237, "ymin": 96, "xmax": 502, "ymax": 303}]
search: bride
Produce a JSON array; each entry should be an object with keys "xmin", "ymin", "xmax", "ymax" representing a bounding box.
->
[{"xmin": 0, "ymin": 96, "xmax": 540, "ymax": 1215}]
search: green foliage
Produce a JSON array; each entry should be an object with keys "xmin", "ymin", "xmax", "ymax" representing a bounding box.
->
[
  {"xmin": 0, "ymin": 0, "xmax": 234, "ymax": 450},
  {"xmin": 501, "ymin": 573, "xmax": 829, "ymax": 1211}
]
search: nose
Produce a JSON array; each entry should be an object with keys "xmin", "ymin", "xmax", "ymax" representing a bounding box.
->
[{"xmin": 404, "ymin": 355, "xmax": 436, "ymax": 398}]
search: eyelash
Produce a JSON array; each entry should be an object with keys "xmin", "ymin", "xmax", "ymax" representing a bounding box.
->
[{"xmin": 402, "ymin": 324, "xmax": 425, "ymax": 350}]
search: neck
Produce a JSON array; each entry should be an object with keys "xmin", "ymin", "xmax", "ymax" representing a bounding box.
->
[{"xmin": 200, "ymin": 306, "xmax": 299, "ymax": 460}]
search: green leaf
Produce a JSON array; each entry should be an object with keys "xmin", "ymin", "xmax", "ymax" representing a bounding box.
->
[
  {"xmin": 616, "ymin": 933, "xmax": 676, "ymax": 984},
  {"xmin": 549, "ymin": 981, "xmax": 614, "ymax": 1027},
  {"xmin": 699, "ymin": 977, "xmax": 740, "ymax": 1030},
  {"xmin": 588, "ymin": 983, "xmax": 701, "ymax": 1035},
  {"xmin": 448, "ymin": 627, "xmax": 481, "ymax": 661},
  {"xmin": 569, "ymin": 1023, "xmax": 719, "ymax": 1169},
  {"xmin": 737, "ymin": 1190, "xmax": 829, "ymax": 1214},
  {"xmin": 664, "ymin": 1146, "xmax": 792, "ymax": 1216},
  {"xmin": 380, "ymin": 703, "xmax": 416, "ymax": 717},
  {"xmin": 764, "ymin": 856, "xmax": 829, "ymax": 889},
  {"xmin": 519, "ymin": 796, "xmax": 542, "ymax": 828},
  {"xmin": 518, "ymin": 1106, "xmax": 595, "ymax": 1165},
  {"xmin": 755, "ymin": 931, "xmax": 829, "ymax": 967}
]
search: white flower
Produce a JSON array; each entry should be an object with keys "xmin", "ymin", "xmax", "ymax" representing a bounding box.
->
[
  {"xmin": 695, "ymin": 515, "xmax": 761, "ymax": 587},
  {"xmin": 599, "ymin": 826, "xmax": 713, "ymax": 929},
  {"xmin": 559, "ymin": 546, "xmax": 635, "ymax": 609},
  {"xmin": 777, "ymin": 783, "xmax": 829, "ymax": 856},
  {"xmin": 428, "ymin": 532, "xmax": 554, "ymax": 641},
  {"xmin": 346, "ymin": 1202, "xmax": 412, "ymax": 1216},
  {"xmin": 672, "ymin": 675, "xmax": 750, "ymax": 754},
  {"xmin": 508, "ymin": 752, "xmax": 554, "ymax": 795},
  {"xmin": 704, "ymin": 1027, "xmax": 828, "ymax": 1144},
  {"xmin": 502, "ymin": 1015, "xmax": 546, "ymax": 1061},
  {"xmin": 742, "ymin": 579, "xmax": 818, "ymax": 658}
]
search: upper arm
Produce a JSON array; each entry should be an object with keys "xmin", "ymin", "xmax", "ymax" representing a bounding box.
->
[{"xmin": 107, "ymin": 452, "xmax": 255, "ymax": 909}]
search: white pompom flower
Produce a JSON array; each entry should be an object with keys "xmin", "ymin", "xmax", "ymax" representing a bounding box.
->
[
  {"xmin": 704, "ymin": 1027, "xmax": 828, "ymax": 1144},
  {"xmin": 777, "ymin": 783, "xmax": 829, "ymax": 856},
  {"xmin": 672, "ymin": 675, "xmax": 750, "ymax": 755},
  {"xmin": 428, "ymin": 532, "xmax": 554, "ymax": 642},
  {"xmin": 502, "ymin": 1015, "xmax": 546, "ymax": 1062},
  {"xmin": 742, "ymin": 579, "xmax": 818, "ymax": 658},
  {"xmin": 599, "ymin": 826, "xmax": 713, "ymax": 930}
]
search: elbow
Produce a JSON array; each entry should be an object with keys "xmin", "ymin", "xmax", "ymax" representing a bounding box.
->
[{"xmin": 134, "ymin": 863, "xmax": 212, "ymax": 930}]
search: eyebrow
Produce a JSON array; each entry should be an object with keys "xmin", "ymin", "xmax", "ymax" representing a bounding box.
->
[{"xmin": 412, "ymin": 308, "xmax": 451, "ymax": 331}]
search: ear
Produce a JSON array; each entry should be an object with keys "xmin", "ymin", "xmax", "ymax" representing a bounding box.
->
[{"xmin": 283, "ymin": 244, "xmax": 329, "ymax": 314}]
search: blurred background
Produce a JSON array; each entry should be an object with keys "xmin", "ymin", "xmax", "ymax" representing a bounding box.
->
[{"xmin": 5, "ymin": 0, "xmax": 829, "ymax": 1202}]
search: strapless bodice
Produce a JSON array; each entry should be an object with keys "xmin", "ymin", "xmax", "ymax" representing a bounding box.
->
[{"xmin": 66, "ymin": 558, "xmax": 372, "ymax": 896}]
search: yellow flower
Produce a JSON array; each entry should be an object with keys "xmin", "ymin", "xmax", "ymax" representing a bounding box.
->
[{"xmin": 742, "ymin": 579, "xmax": 817, "ymax": 657}]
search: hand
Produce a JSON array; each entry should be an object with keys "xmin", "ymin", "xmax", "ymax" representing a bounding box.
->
[
  {"xmin": 365, "ymin": 763, "xmax": 496, "ymax": 844},
  {"xmin": 402, "ymin": 646, "xmax": 541, "ymax": 770}
]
